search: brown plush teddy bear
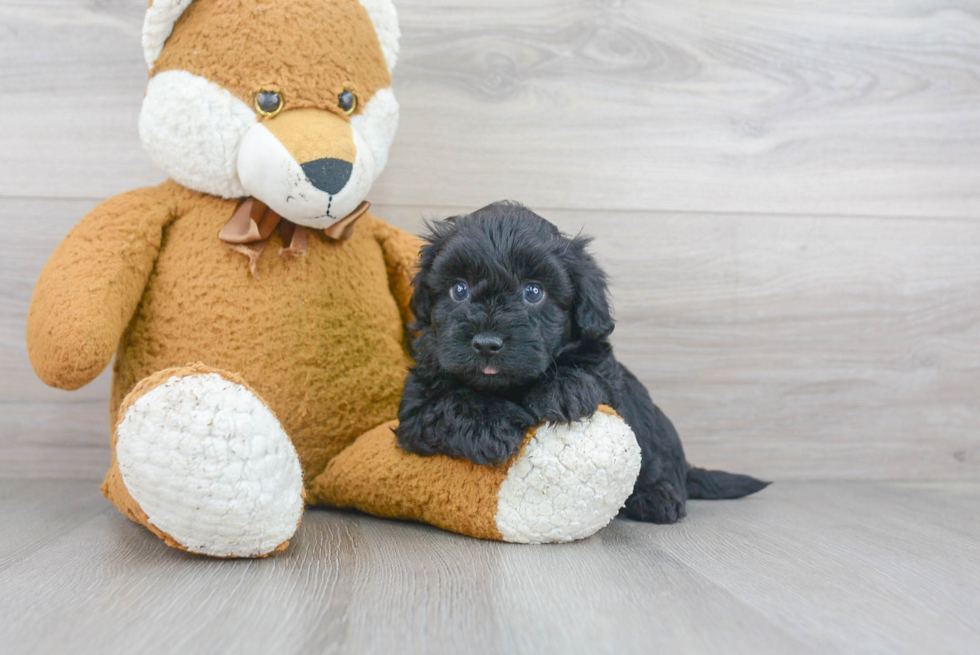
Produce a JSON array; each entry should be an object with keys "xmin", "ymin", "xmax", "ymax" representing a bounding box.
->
[{"xmin": 26, "ymin": 0, "xmax": 641, "ymax": 557}]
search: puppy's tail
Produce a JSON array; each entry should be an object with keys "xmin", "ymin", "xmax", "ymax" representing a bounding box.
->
[{"xmin": 686, "ymin": 466, "xmax": 770, "ymax": 500}]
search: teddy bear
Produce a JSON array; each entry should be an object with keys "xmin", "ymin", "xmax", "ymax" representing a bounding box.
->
[{"xmin": 25, "ymin": 0, "xmax": 641, "ymax": 558}]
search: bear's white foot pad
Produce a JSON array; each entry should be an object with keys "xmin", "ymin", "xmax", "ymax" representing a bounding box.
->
[
  {"xmin": 495, "ymin": 411, "xmax": 641, "ymax": 543},
  {"xmin": 116, "ymin": 373, "xmax": 304, "ymax": 557}
]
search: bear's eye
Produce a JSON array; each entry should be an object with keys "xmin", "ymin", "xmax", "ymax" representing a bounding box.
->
[
  {"xmin": 450, "ymin": 281, "xmax": 469, "ymax": 302},
  {"xmin": 523, "ymin": 284, "xmax": 545, "ymax": 305},
  {"xmin": 338, "ymin": 89, "xmax": 357, "ymax": 116},
  {"xmin": 254, "ymin": 91, "xmax": 284, "ymax": 117}
]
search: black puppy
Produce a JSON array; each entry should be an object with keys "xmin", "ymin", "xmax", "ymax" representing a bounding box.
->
[{"xmin": 396, "ymin": 201, "xmax": 768, "ymax": 523}]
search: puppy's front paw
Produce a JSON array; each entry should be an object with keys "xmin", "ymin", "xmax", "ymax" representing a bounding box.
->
[
  {"xmin": 397, "ymin": 391, "xmax": 535, "ymax": 466},
  {"xmin": 453, "ymin": 407, "xmax": 535, "ymax": 465},
  {"xmin": 524, "ymin": 368, "xmax": 604, "ymax": 423}
]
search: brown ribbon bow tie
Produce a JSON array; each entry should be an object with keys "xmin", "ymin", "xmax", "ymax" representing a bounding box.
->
[{"xmin": 218, "ymin": 198, "xmax": 370, "ymax": 277}]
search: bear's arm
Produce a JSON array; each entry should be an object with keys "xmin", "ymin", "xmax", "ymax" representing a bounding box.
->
[
  {"xmin": 26, "ymin": 184, "xmax": 181, "ymax": 390},
  {"xmin": 369, "ymin": 214, "xmax": 423, "ymax": 329}
]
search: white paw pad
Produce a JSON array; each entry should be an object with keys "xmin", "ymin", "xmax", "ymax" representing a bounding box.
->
[
  {"xmin": 116, "ymin": 373, "xmax": 304, "ymax": 557},
  {"xmin": 495, "ymin": 411, "xmax": 641, "ymax": 543}
]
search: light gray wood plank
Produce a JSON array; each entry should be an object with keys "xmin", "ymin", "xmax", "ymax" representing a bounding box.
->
[
  {"xmin": 380, "ymin": 0, "xmax": 980, "ymax": 217},
  {"xmin": 0, "ymin": 400, "xmax": 110, "ymax": 480},
  {"xmin": 653, "ymin": 482, "xmax": 980, "ymax": 654},
  {"xmin": 0, "ymin": 2, "xmax": 165, "ymax": 199},
  {"xmin": 4, "ymin": 200, "xmax": 979, "ymax": 481},
  {"xmin": 0, "ymin": 502, "xmax": 357, "ymax": 654},
  {"xmin": 0, "ymin": 479, "xmax": 106, "ymax": 571},
  {"xmin": 1, "ymin": 1, "xmax": 979, "ymax": 218},
  {"xmin": 1, "ymin": 481, "xmax": 978, "ymax": 654},
  {"xmin": 0, "ymin": 478, "xmax": 810, "ymax": 655},
  {"xmin": 334, "ymin": 514, "xmax": 815, "ymax": 655}
]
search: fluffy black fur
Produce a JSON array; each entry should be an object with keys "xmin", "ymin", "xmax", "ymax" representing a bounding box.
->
[{"xmin": 395, "ymin": 201, "xmax": 769, "ymax": 523}]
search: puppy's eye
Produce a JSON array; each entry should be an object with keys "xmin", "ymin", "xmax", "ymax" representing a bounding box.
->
[
  {"xmin": 254, "ymin": 90, "xmax": 284, "ymax": 117},
  {"xmin": 338, "ymin": 89, "xmax": 357, "ymax": 115},
  {"xmin": 450, "ymin": 281, "xmax": 469, "ymax": 302},
  {"xmin": 523, "ymin": 284, "xmax": 545, "ymax": 305}
]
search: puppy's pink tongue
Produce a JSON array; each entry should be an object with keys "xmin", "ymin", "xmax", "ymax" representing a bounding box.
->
[{"xmin": 482, "ymin": 366, "xmax": 499, "ymax": 375}]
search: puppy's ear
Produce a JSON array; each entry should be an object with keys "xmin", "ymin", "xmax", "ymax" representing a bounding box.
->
[
  {"xmin": 566, "ymin": 236, "xmax": 614, "ymax": 341},
  {"xmin": 409, "ymin": 218, "xmax": 456, "ymax": 329}
]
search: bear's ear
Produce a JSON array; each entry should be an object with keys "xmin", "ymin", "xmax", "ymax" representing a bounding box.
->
[
  {"xmin": 565, "ymin": 236, "xmax": 614, "ymax": 341},
  {"xmin": 143, "ymin": 1, "xmax": 400, "ymax": 73},
  {"xmin": 358, "ymin": 0, "xmax": 401, "ymax": 72},
  {"xmin": 409, "ymin": 218, "xmax": 456, "ymax": 330},
  {"xmin": 143, "ymin": 0, "xmax": 195, "ymax": 70}
]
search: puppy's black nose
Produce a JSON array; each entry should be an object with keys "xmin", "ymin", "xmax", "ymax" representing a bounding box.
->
[
  {"xmin": 471, "ymin": 333, "xmax": 504, "ymax": 357},
  {"xmin": 301, "ymin": 157, "xmax": 353, "ymax": 195}
]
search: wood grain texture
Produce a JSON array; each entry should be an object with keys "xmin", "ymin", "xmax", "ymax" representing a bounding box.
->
[
  {"xmin": 651, "ymin": 481, "xmax": 980, "ymax": 654},
  {"xmin": 2, "ymin": 1, "xmax": 979, "ymax": 217},
  {"xmin": 378, "ymin": 0, "xmax": 980, "ymax": 217},
  {"xmin": 0, "ymin": 400, "xmax": 110, "ymax": 480},
  {"xmin": 1, "ymin": 480, "xmax": 978, "ymax": 654},
  {"xmin": 0, "ymin": 479, "xmax": 107, "ymax": 571},
  {"xmin": 0, "ymin": 1, "xmax": 164, "ymax": 200}
]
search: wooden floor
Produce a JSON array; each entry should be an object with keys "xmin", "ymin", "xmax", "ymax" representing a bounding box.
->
[{"xmin": 0, "ymin": 479, "xmax": 977, "ymax": 654}]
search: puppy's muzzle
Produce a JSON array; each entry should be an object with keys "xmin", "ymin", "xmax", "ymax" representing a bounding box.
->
[{"xmin": 472, "ymin": 333, "xmax": 504, "ymax": 357}]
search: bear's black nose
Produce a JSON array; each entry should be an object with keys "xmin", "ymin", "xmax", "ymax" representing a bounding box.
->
[
  {"xmin": 471, "ymin": 334, "xmax": 504, "ymax": 357},
  {"xmin": 301, "ymin": 157, "xmax": 353, "ymax": 195}
]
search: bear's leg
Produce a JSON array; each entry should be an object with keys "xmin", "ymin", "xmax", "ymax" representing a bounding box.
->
[
  {"xmin": 101, "ymin": 364, "xmax": 305, "ymax": 557},
  {"xmin": 308, "ymin": 406, "xmax": 641, "ymax": 543}
]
